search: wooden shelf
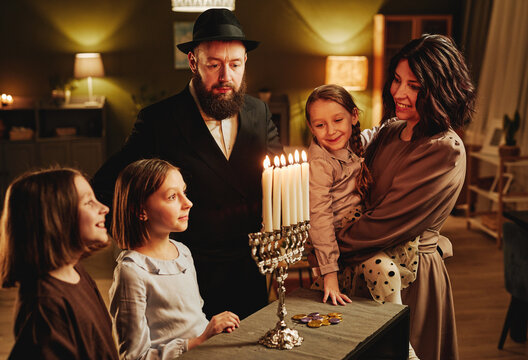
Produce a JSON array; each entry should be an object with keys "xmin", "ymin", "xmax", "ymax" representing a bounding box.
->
[
  {"xmin": 0, "ymin": 98, "xmax": 106, "ymax": 205},
  {"xmin": 467, "ymin": 217, "xmax": 498, "ymax": 239},
  {"xmin": 468, "ymin": 185, "xmax": 528, "ymax": 203},
  {"xmin": 466, "ymin": 150, "xmax": 528, "ymax": 247}
]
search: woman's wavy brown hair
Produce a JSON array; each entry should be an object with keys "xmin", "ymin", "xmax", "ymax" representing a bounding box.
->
[
  {"xmin": 381, "ymin": 34, "xmax": 476, "ymax": 139},
  {"xmin": 0, "ymin": 168, "xmax": 89, "ymax": 288},
  {"xmin": 306, "ymin": 84, "xmax": 373, "ymax": 201}
]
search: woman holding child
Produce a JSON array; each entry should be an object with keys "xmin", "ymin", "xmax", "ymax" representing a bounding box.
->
[
  {"xmin": 308, "ymin": 34, "xmax": 475, "ymax": 360},
  {"xmin": 338, "ymin": 34, "xmax": 475, "ymax": 360}
]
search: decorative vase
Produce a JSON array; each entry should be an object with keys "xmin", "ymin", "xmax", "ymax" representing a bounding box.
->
[
  {"xmin": 498, "ymin": 145, "xmax": 520, "ymax": 157},
  {"xmin": 64, "ymin": 89, "xmax": 71, "ymax": 104},
  {"xmin": 51, "ymin": 89, "xmax": 65, "ymax": 106}
]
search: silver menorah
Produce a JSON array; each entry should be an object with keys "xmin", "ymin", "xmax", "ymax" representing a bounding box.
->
[{"xmin": 248, "ymin": 220, "xmax": 310, "ymax": 349}]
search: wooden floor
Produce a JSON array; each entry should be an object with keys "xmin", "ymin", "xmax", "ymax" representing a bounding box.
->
[
  {"xmin": 0, "ymin": 215, "xmax": 526, "ymax": 359},
  {"xmin": 443, "ymin": 216, "xmax": 527, "ymax": 359}
]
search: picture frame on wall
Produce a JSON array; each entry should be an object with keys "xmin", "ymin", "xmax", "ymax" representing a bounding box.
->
[
  {"xmin": 481, "ymin": 119, "xmax": 504, "ymax": 155},
  {"xmin": 173, "ymin": 22, "xmax": 193, "ymax": 70}
]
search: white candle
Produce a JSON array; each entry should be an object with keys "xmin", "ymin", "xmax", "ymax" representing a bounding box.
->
[
  {"xmin": 301, "ymin": 150, "xmax": 310, "ymax": 221},
  {"xmin": 280, "ymin": 154, "xmax": 290, "ymax": 227},
  {"xmin": 272, "ymin": 156, "xmax": 282, "ymax": 231},
  {"xmin": 288, "ymin": 153, "xmax": 297, "ymax": 225},
  {"xmin": 262, "ymin": 156, "xmax": 273, "ymax": 233},
  {"xmin": 294, "ymin": 150, "xmax": 302, "ymax": 224}
]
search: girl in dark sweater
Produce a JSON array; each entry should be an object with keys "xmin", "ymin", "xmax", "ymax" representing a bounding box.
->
[{"xmin": 0, "ymin": 168, "xmax": 118, "ymax": 359}]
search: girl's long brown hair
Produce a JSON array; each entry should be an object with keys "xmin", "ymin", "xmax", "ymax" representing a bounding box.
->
[
  {"xmin": 306, "ymin": 84, "xmax": 373, "ymax": 202},
  {"xmin": 0, "ymin": 168, "xmax": 87, "ymax": 288}
]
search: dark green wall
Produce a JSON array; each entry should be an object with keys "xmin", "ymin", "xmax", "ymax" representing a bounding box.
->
[{"xmin": 1, "ymin": 0, "xmax": 464, "ymax": 155}]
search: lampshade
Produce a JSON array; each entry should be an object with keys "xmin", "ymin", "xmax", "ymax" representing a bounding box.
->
[
  {"xmin": 74, "ymin": 53, "xmax": 104, "ymax": 79},
  {"xmin": 171, "ymin": 0, "xmax": 235, "ymax": 12},
  {"xmin": 325, "ymin": 56, "xmax": 368, "ymax": 91}
]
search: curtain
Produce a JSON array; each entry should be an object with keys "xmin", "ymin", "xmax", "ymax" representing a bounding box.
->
[
  {"xmin": 460, "ymin": 0, "xmax": 494, "ymax": 88},
  {"xmin": 467, "ymin": 0, "xmax": 528, "ymax": 150}
]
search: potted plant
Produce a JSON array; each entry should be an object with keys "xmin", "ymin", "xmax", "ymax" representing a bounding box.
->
[
  {"xmin": 499, "ymin": 110, "xmax": 521, "ymax": 157},
  {"xmin": 131, "ymin": 85, "xmax": 167, "ymax": 115}
]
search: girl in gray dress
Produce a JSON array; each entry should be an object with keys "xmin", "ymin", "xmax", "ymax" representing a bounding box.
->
[{"xmin": 110, "ymin": 159, "xmax": 240, "ymax": 359}]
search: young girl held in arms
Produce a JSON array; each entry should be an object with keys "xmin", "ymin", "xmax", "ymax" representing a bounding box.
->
[
  {"xmin": 306, "ymin": 85, "xmax": 419, "ymax": 357},
  {"xmin": 110, "ymin": 158, "xmax": 240, "ymax": 359},
  {"xmin": 0, "ymin": 168, "xmax": 118, "ymax": 359}
]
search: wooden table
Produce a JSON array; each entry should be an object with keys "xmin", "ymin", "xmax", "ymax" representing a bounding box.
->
[{"xmin": 180, "ymin": 288, "xmax": 409, "ymax": 360}]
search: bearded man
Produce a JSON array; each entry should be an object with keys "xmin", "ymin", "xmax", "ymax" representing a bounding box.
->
[{"xmin": 92, "ymin": 9, "xmax": 282, "ymax": 319}]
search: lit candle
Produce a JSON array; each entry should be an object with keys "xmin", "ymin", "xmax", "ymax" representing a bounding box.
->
[
  {"xmin": 272, "ymin": 156, "xmax": 282, "ymax": 231},
  {"xmin": 280, "ymin": 154, "xmax": 290, "ymax": 227},
  {"xmin": 6, "ymin": 95, "xmax": 13, "ymax": 105},
  {"xmin": 301, "ymin": 150, "xmax": 310, "ymax": 221},
  {"xmin": 288, "ymin": 153, "xmax": 297, "ymax": 225},
  {"xmin": 262, "ymin": 156, "xmax": 273, "ymax": 233},
  {"xmin": 294, "ymin": 150, "xmax": 302, "ymax": 224},
  {"xmin": 1, "ymin": 94, "xmax": 7, "ymax": 106}
]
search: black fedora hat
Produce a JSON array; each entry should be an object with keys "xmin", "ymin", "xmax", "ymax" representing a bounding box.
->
[{"xmin": 177, "ymin": 8, "xmax": 259, "ymax": 54}]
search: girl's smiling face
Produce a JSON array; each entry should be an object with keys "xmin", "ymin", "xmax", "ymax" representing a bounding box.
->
[
  {"xmin": 75, "ymin": 176, "xmax": 109, "ymax": 245},
  {"xmin": 390, "ymin": 59, "xmax": 421, "ymax": 125},
  {"xmin": 308, "ymin": 99, "xmax": 358, "ymax": 152}
]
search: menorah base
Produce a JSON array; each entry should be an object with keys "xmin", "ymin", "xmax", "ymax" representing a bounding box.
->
[
  {"xmin": 258, "ymin": 321, "xmax": 303, "ymax": 350},
  {"xmin": 249, "ymin": 222, "xmax": 310, "ymax": 350}
]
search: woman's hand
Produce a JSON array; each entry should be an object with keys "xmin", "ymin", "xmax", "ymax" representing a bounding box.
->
[
  {"xmin": 323, "ymin": 272, "xmax": 352, "ymax": 306},
  {"xmin": 189, "ymin": 311, "xmax": 240, "ymax": 350}
]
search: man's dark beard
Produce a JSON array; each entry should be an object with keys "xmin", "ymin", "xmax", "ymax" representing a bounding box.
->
[{"xmin": 193, "ymin": 72, "xmax": 246, "ymax": 120}]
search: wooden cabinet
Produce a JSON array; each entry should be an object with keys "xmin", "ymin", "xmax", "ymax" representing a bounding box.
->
[
  {"xmin": 372, "ymin": 14, "xmax": 452, "ymax": 126},
  {"xmin": 466, "ymin": 149, "xmax": 528, "ymax": 247},
  {"xmin": 0, "ymin": 96, "xmax": 106, "ymax": 205}
]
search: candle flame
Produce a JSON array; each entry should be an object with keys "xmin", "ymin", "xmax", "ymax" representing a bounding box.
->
[
  {"xmin": 280, "ymin": 154, "xmax": 287, "ymax": 166},
  {"xmin": 294, "ymin": 149, "xmax": 300, "ymax": 163},
  {"xmin": 263, "ymin": 155, "xmax": 271, "ymax": 169},
  {"xmin": 274, "ymin": 155, "xmax": 280, "ymax": 167},
  {"xmin": 288, "ymin": 153, "xmax": 294, "ymax": 165},
  {"xmin": 301, "ymin": 150, "xmax": 307, "ymax": 162}
]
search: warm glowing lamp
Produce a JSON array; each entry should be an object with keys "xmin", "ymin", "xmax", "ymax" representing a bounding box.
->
[
  {"xmin": 171, "ymin": 0, "xmax": 235, "ymax": 12},
  {"xmin": 325, "ymin": 56, "xmax": 368, "ymax": 91},
  {"xmin": 74, "ymin": 53, "xmax": 104, "ymax": 105}
]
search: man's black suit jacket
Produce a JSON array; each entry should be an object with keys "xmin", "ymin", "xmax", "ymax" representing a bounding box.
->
[{"xmin": 92, "ymin": 86, "xmax": 283, "ymax": 319}]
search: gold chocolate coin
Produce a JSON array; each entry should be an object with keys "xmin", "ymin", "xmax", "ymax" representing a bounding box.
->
[
  {"xmin": 292, "ymin": 314, "xmax": 306, "ymax": 320},
  {"xmin": 328, "ymin": 312, "xmax": 342, "ymax": 317},
  {"xmin": 321, "ymin": 319, "xmax": 331, "ymax": 326},
  {"xmin": 307, "ymin": 319, "xmax": 323, "ymax": 328}
]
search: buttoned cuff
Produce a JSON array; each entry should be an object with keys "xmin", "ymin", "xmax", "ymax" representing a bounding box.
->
[{"xmin": 320, "ymin": 262, "xmax": 340, "ymax": 276}]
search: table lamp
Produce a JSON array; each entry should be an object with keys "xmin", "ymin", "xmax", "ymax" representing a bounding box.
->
[
  {"xmin": 171, "ymin": 0, "xmax": 235, "ymax": 12},
  {"xmin": 325, "ymin": 56, "xmax": 368, "ymax": 91},
  {"xmin": 74, "ymin": 53, "xmax": 104, "ymax": 105}
]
